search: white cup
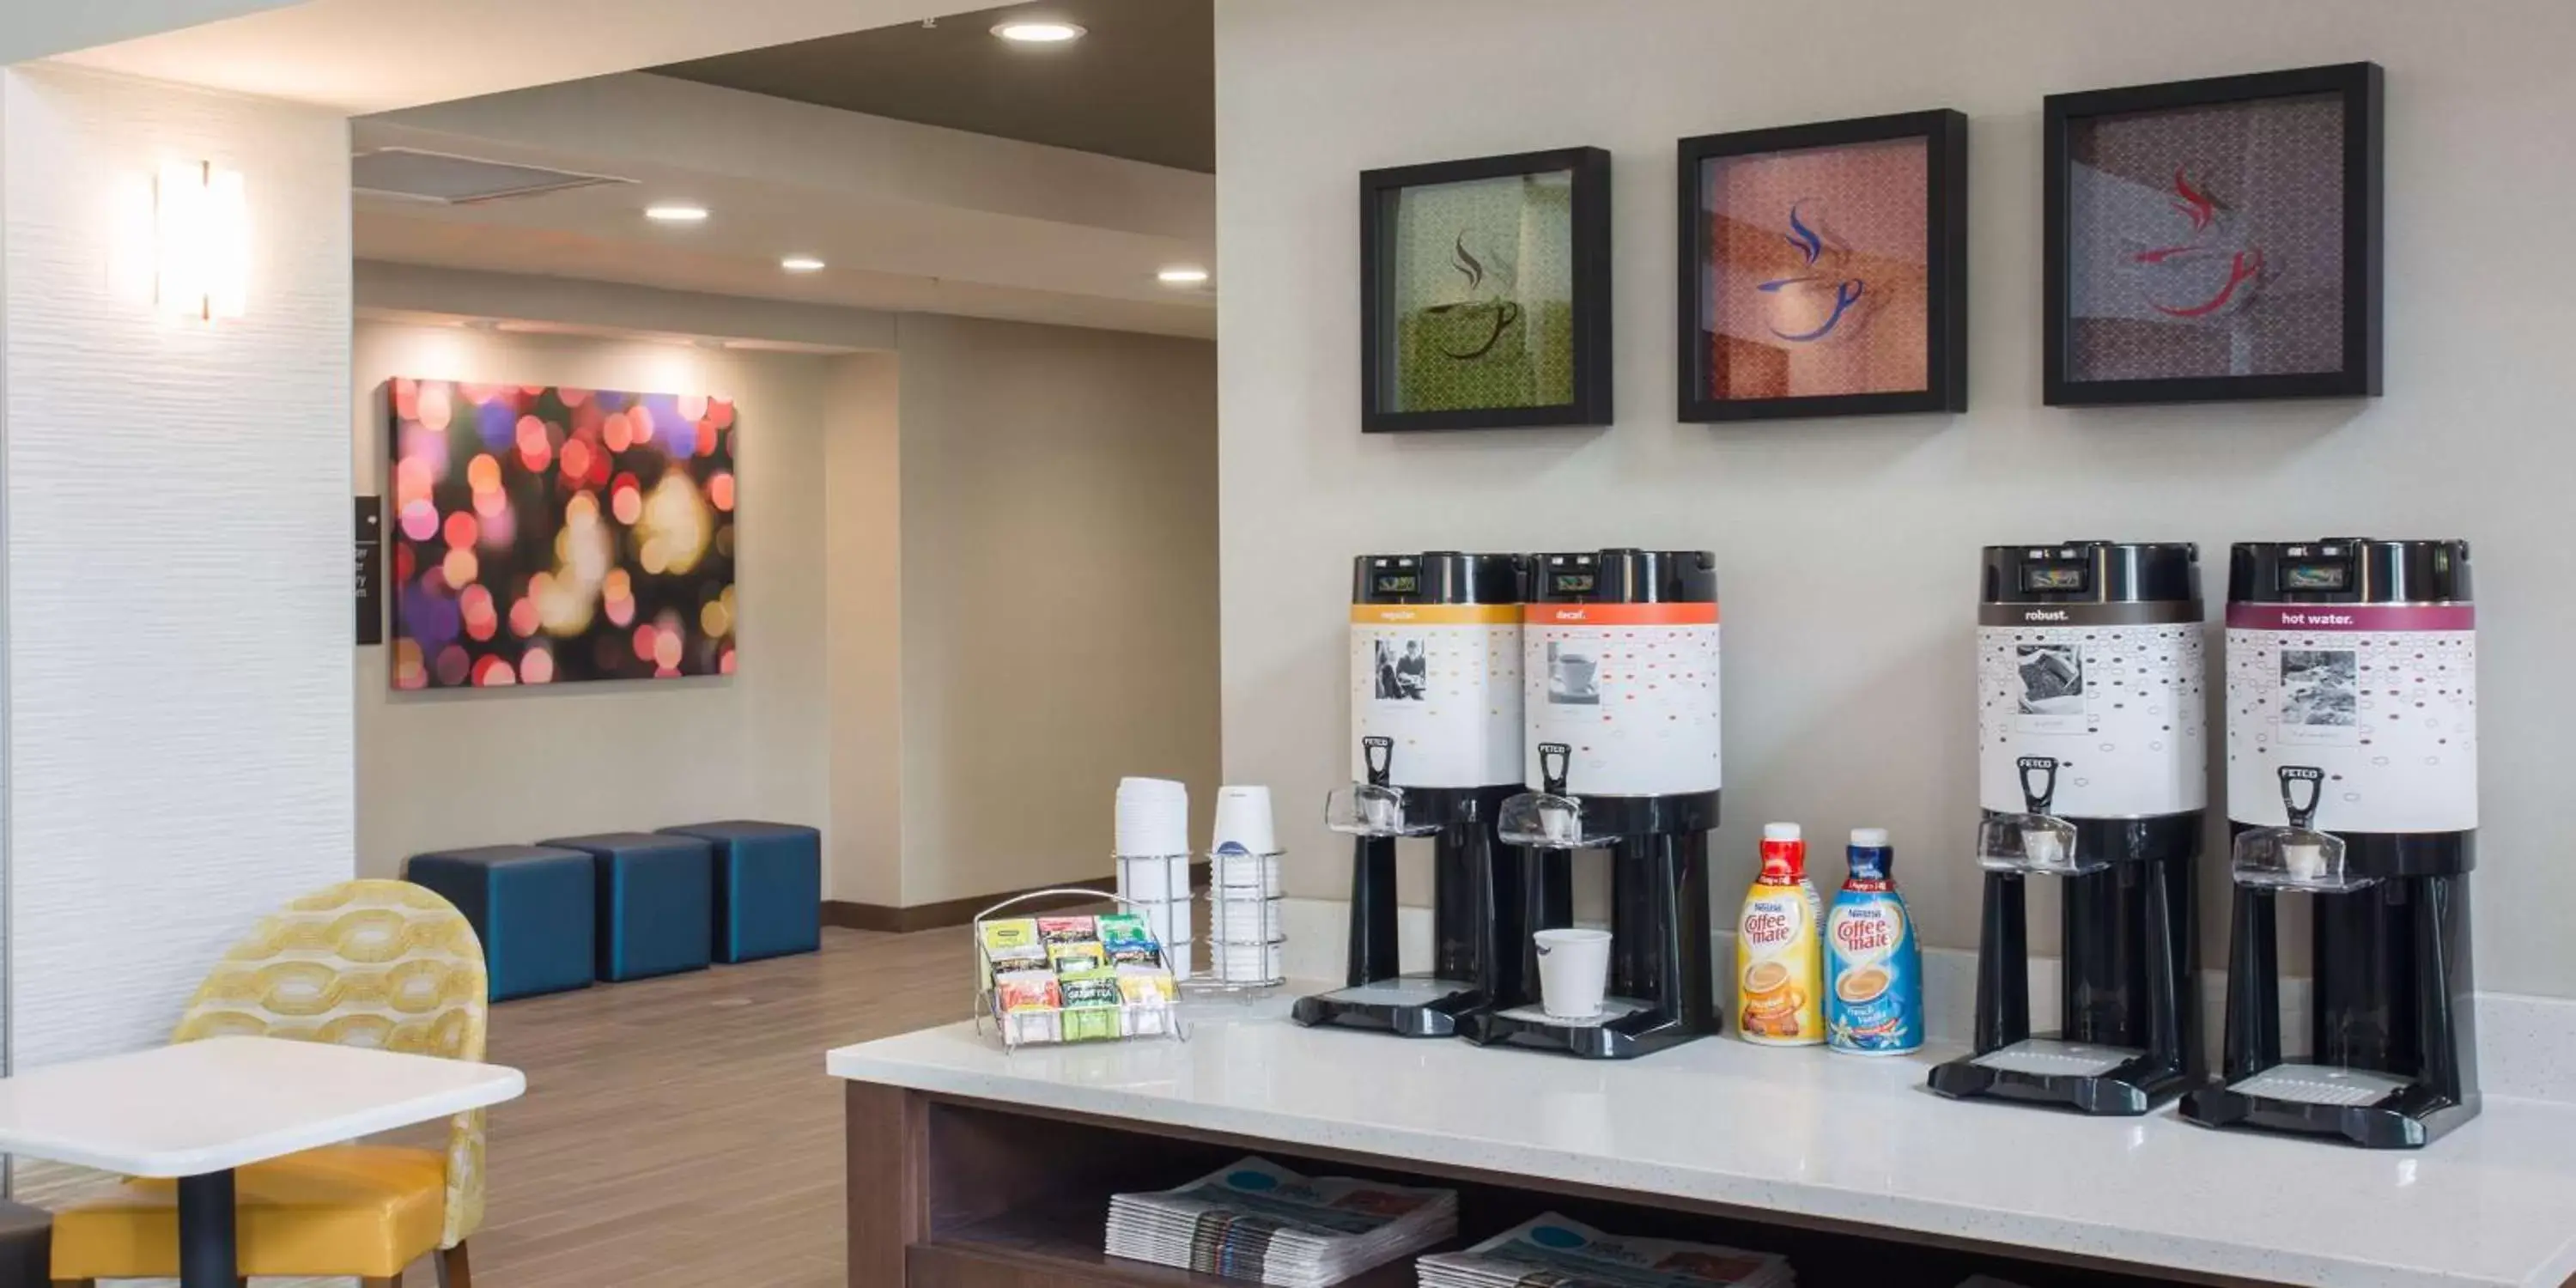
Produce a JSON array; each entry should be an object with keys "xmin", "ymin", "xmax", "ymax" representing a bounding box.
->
[
  {"xmin": 1119, "ymin": 853, "xmax": 1188, "ymax": 902},
  {"xmin": 1534, "ymin": 927, "xmax": 1613, "ymax": 1020},
  {"xmin": 1138, "ymin": 899, "xmax": 1194, "ymax": 948},
  {"xmin": 1210, "ymin": 785, "xmax": 1277, "ymax": 854}
]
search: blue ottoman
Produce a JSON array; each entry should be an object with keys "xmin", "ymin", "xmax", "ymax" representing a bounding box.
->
[
  {"xmin": 661, "ymin": 820, "xmax": 823, "ymax": 963},
  {"xmin": 542, "ymin": 832, "xmax": 714, "ymax": 982},
  {"xmin": 404, "ymin": 844, "xmax": 596, "ymax": 1001}
]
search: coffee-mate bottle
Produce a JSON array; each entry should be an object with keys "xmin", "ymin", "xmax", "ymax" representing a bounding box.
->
[
  {"xmin": 1736, "ymin": 823, "xmax": 1824, "ymax": 1045},
  {"xmin": 1826, "ymin": 828, "xmax": 1924, "ymax": 1054}
]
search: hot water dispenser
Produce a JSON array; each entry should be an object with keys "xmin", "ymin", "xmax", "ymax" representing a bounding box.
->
[
  {"xmin": 1929, "ymin": 541, "xmax": 2207, "ymax": 1114},
  {"xmin": 2180, "ymin": 539, "xmax": 2479, "ymax": 1148},
  {"xmin": 1463, "ymin": 549, "xmax": 1722, "ymax": 1059},
  {"xmin": 1296, "ymin": 552, "xmax": 1542, "ymax": 1036}
]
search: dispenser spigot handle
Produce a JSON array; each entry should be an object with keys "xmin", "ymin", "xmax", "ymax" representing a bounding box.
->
[
  {"xmin": 1363, "ymin": 736, "xmax": 1394, "ymax": 787},
  {"xmin": 2277, "ymin": 766, "xmax": 2325, "ymax": 830},
  {"xmin": 2016, "ymin": 756, "xmax": 2059, "ymax": 814},
  {"xmin": 1538, "ymin": 743, "xmax": 1571, "ymax": 796}
]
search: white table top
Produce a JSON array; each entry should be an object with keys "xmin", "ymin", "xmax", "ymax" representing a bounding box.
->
[
  {"xmin": 0, "ymin": 1036, "xmax": 526, "ymax": 1176},
  {"xmin": 828, "ymin": 993, "xmax": 2576, "ymax": 1288}
]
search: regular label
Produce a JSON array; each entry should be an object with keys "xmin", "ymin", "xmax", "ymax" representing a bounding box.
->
[
  {"xmin": 1826, "ymin": 895, "xmax": 1922, "ymax": 1054},
  {"xmin": 2226, "ymin": 604, "xmax": 2476, "ymax": 833},
  {"xmin": 1735, "ymin": 885, "xmax": 1822, "ymax": 1046},
  {"xmin": 1523, "ymin": 603, "xmax": 1720, "ymax": 796},
  {"xmin": 1350, "ymin": 605, "xmax": 1522, "ymax": 788},
  {"xmin": 1978, "ymin": 603, "xmax": 2205, "ymax": 817}
]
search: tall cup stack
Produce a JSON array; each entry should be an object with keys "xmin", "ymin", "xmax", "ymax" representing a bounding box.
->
[
  {"xmin": 1207, "ymin": 785, "xmax": 1286, "ymax": 987},
  {"xmin": 1115, "ymin": 777, "xmax": 1194, "ymax": 979}
]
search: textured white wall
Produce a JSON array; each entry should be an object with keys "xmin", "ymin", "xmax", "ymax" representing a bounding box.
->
[
  {"xmin": 3, "ymin": 65, "xmax": 353, "ymax": 1066},
  {"xmin": 1217, "ymin": 0, "xmax": 2576, "ymax": 994},
  {"xmin": 350, "ymin": 319, "xmax": 835, "ymax": 882},
  {"xmin": 896, "ymin": 314, "xmax": 1220, "ymax": 906}
]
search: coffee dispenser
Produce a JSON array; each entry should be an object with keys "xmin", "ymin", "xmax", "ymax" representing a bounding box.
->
[
  {"xmin": 2180, "ymin": 539, "xmax": 2479, "ymax": 1148},
  {"xmin": 1297, "ymin": 552, "xmax": 1542, "ymax": 1036},
  {"xmin": 1462, "ymin": 550, "xmax": 1722, "ymax": 1060},
  {"xmin": 1929, "ymin": 542, "xmax": 2206, "ymax": 1114}
]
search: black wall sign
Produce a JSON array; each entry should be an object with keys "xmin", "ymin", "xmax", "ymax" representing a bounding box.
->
[{"xmin": 355, "ymin": 495, "xmax": 384, "ymax": 647}]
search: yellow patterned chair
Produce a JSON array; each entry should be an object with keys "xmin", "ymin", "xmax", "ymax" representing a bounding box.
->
[{"xmin": 50, "ymin": 879, "xmax": 490, "ymax": 1288}]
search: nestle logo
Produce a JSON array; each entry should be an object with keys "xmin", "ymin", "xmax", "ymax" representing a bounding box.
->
[{"xmin": 2023, "ymin": 609, "xmax": 2068, "ymax": 623}]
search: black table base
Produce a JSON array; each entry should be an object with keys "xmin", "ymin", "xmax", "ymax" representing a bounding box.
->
[{"xmin": 176, "ymin": 1168, "xmax": 239, "ymax": 1288}]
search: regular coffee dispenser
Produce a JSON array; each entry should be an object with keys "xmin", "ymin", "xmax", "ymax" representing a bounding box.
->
[
  {"xmin": 1929, "ymin": 542, "xmax": 2207, "ymax": 1114},
  {"xmin": 1462, "ymin": 549, "xmax": 1722, "ymax": 1060},
  {"xmin": 2180, "ymin": 539, "xmax": 2480, "ymax": 1148},
  {"xmin": 1296, "ymin": 552, "xmax": 1546, "ymax": 1036}
]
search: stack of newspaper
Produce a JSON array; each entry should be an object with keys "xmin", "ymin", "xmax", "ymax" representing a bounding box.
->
[
  {"xmin": 1105, "ymin": 1157, "xmax": 1458, "ymax": 1285},
  {"xmin": 1418, "ymin": 1214, "xmax": 1794, "ymax": 1288}
]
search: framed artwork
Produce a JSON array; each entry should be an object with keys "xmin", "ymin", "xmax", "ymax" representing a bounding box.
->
[
  {"xmin": 2044, "ymin": 63, "xmax": 2383, "ymax": 405},
  {"xmin": 387, "ymin": 379, "xmax": 738, "ymax": 690},
  {"xmin": 1361, "ymin": 147, "xmax": 1612, "ymax": 432},
  {"xmin": 1679, "ymin": 110, "xmax": 1967, "ymax": 422}
]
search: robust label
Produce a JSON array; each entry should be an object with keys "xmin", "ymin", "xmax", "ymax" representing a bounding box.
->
[
  {"xmin": 1350, "ymin": 605, "xmax": 1522, "ymax": 788},
  {"xmin": 1523, "ymin": 603, "xmax": 1721, "ymax": 796},
  {"xmin": 1735, "ymin": 882, "xmax": 1823, "ymax": 1046},
  {"xmin": 2225, "ymin": 604, "xmax": 2476, "ymax": 833},
  {"xmin": 1978, "ymin": 601, "xmax": 2205, "ymax": 818},
  {"xmin": 1826, "ymin": 892, "xmax": 1922, "ymax": 1054}
]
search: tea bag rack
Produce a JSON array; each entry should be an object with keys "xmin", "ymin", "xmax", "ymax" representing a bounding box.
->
[{"xmin": 971, "ymin": 889, "xmax": 1188, "ymax": 1052}]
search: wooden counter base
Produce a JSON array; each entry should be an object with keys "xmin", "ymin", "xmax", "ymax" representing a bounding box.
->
[{"xmin": 844, "ymin": 1082, "xmax": 2286, "ymax": 1288}]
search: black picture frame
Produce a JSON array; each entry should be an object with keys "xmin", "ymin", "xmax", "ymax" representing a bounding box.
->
[
  {"xmin": 2044, "ymin": 62, "xmax": 2383, "ymax": 405},
  {"xmin": 1360, "ymin": 147, "xmax": 1612, "ymax": 433},
  {"xmin": 1677, "ymin": 110, "xmax": 1968, "ymax": 423}
]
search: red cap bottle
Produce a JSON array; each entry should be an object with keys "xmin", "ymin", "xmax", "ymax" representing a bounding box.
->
[{"xmin": 1759, "ymin": 822, "xmax": 1806, "ymax": 884}]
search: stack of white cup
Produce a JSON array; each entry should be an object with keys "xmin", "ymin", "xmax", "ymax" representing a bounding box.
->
[
  {"xmin": 1206, "ymin": 785, "xmax": 1286, "ymax": 986},
  {"xmin": 1115, "ymin": 776, "xmax": 1194, "ymax": 978}
]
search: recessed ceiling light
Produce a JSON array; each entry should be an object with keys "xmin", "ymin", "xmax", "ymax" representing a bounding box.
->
[
  {"xmin": 1157, "ymin": 265, "xmax": 1211, "ymax": 286},
  {"xmin": 993, "ymin": 20, "xmax": 1085, "ymax": 43},
  {"xmin": 645, "ymin": 204, "xmax": 709, "ymax": 223},
  {"xmin": 780, "ymin": 255, "xmax": 827, "ymax": 273}
]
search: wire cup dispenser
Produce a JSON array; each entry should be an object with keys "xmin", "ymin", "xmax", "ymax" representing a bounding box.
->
[{"xmin": 972, "ymin": 889, "xmax": 1188, "ymax": 1052}]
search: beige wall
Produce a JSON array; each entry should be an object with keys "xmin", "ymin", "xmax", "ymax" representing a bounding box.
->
[
  {"xmin": 825, "ymin": 352, "xmax": 905, "ymax": 905},
  {"xmin": 893, "ymin": 314, "xmax": 1221, "ymax": 907},
  {"xmin": 1218, "ymin": 0, "xmax": 2576, "ymax": 993},
  {"xmin": 352, "ymin": 321, "xmax": 835, "ymax": 879}
]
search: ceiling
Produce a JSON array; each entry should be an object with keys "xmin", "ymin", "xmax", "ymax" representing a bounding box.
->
[
  {"xmin": 654, "ymin": 0, "xmax": 1214, "ymax": 173},
  {"xmin": 351, "ymin": 71, "xmax": 1215, "ymax": 340}
]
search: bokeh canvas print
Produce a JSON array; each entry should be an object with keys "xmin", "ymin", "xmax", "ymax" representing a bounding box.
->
[
  {"xmin": 387, "ymin": 379, "xmax": 738, "ymax": 690},
  {"xmin": 1679, "ymin": 111, "xmax": 1966, "ymax": 422}
]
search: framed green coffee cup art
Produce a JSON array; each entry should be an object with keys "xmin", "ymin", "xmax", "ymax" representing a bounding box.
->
[{"xmin": 1360, "ymin": 147, "xmax": 1612, "ymax": 432}]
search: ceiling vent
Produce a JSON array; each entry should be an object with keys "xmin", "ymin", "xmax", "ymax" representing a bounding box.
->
[{"xmin": 352, "ymin": 148, "xmax": 634, "ymax": 204}]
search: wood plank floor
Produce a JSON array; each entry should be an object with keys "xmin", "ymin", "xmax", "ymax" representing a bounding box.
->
[{"xmin": 15, "ymin": 926, "xmax": 975, "ymax": 1287}]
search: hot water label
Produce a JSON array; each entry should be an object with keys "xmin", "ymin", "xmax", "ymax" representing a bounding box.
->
[
  {"xmin": 2225, "ymin": 603, "xmax": 2476, "ymax": 833},
  {"xmin": 1349, "ymin": 604, "xmax": 1522, "ymax": 788},
  {"xmin": 1978, "ymin": 602, "xmax": 2206, "ymax": 818},
  {"xmin": 1522, "ymin": 603, "xmax": 1721, "ymax": 797}
]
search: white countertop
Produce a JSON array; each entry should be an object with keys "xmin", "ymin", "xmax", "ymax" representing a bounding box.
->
[
  {"xmin": 829, "ymin": 993, "xmax": 2576, "ymax": 1288},
  {"xmin": 0, "ymin": 1036, "xmax": 526, "ymax": 1176}
]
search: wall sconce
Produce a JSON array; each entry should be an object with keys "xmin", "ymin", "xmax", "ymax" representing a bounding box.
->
[{"xmin": 155, "ymin": 161, "xmax": 246, "ymax": 321}]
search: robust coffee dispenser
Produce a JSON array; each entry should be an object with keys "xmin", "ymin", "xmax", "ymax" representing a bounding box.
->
[
  {"xmin": 2180, "ymin": 539, "xmax": 2479, "ymax": 1148},
  {"xmin": 1929, "ymin": 542, "xmax": 2207, "ymax": 1114},
  {"xmin": 1461, "ymin": 550, "xmax": 1722, "ymax": 1060},
  {"xmin": 1296, "ymin": 552, "xmax": 1538, "ymax": 1036}
]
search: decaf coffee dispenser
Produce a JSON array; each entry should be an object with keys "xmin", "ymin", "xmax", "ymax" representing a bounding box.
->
[
  {"xmin": 1929, "ymin": 542, "xmax": 2207, "ymax": 1114},
  {"xmin": 1462, "ymin": 549, "xmax": 1722, "ymax": 1060},
  {"xmin": 2180, "ymin": 539, "xmax": 2480, "ymax": 1148},
  {"xmin": 1296, "ymin": 552, "xmax": 1542, "ymax": 1036}
]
